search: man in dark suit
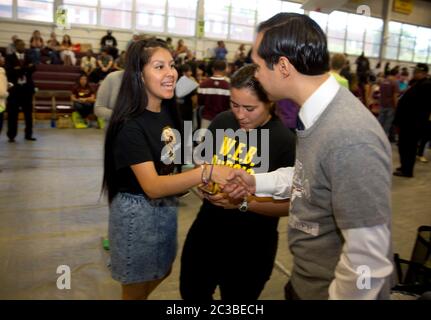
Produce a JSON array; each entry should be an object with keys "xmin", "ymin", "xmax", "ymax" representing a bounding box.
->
[
  {"xmin": 5, "ymin": 39, "xmax": 36, "ymax": 142},
  {"xmin": 393, "ymin": 63, "xmax": 431, "ymax": 177}
]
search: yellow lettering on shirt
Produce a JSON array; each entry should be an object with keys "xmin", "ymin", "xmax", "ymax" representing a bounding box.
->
[
  {"xmin": 219, "ymin": 136, "xmax": 236, "ymax": 156},
  {"xmin": 232, "ymin": 143, "xmax": 246, "ymax": 161}
]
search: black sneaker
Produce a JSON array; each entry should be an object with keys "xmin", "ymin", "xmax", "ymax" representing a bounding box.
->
[
  {"xmin": 25, "ymin": 137, "xmax": 37, "ymax": 141},
  {"xmin": 393, "ymin": 171, "xmax": 413, "ymax": 178},
  {"xmin": 8, "ymin": 138, "xmax": 15, "ymax": 143}
]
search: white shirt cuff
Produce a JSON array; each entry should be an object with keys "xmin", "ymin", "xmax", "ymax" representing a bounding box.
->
[{"xmin": 254, "ymin": 167, "xmax": 294, "ymax": 200}]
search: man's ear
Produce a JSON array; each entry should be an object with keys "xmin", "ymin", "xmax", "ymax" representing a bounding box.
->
[{"xmin": 277, "ymin": 56, "xmax": 291, "ymax": 78}]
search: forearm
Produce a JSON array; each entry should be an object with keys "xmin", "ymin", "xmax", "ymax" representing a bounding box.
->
[
  {"xmin": 328, "ymin": 225, "xmax": 393, "ymax": 300},
  {"xmin": 248, "ymin": 198, "xmax": 290, "ymax": 217},
  {"xmin": 133, "ymin": 165, "xmax": 203, "ymax": 199}
]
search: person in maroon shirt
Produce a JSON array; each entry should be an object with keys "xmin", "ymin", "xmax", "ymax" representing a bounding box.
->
[
  {"xmin": 197, "ymin": 60, "xmax": 230, "ymax": 133},
  {"xmin": 71, "ymin": 74, "xmax": 96, "ymax": 128}
]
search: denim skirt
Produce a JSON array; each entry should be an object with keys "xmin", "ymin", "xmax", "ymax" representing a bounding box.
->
[{"xmin": 109, "ymin": 192, "xmax": 178, "ymax": 284}]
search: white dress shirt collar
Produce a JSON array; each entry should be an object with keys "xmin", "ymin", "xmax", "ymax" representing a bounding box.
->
[{"xmin": 298, "ymin": 74, "xmax": 340, "ymax": 130}]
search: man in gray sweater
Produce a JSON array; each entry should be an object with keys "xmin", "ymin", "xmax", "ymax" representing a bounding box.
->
[{"xmin": 219, "ymin": 13, "xmax": 394, "ymax": 299}]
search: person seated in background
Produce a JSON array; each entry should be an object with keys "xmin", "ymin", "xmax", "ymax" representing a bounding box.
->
[
  {"xmin": 60, "ymin": 34, "xmax": 76, "ymax": 66},
  {"xmin": 100, "ymin": 30, "xmax": 118, "ymax": 59},
  {"xmin": 80, "ymin": 49, "xmax": 97, "ymax": 82},
  {"xmin": 175, "ymin": 39, "xmax": 188, "ymax": 64},
  {"xmin": 95, "ymin": 48, "xmax": 114, "ymax": 82},
  {"xmin": 29, "ymin": 30, "xmax": 44, "ymax": 65},
  {"xmin": 6, "ymin": 35, "xmax": 18, "ymax": 55},
  {"xmin": 114, "ymin": 50, "xmax": 126, "ymax": 71},
  {"xmin": 71, "ymin": 74, "xmax": 98, "ymax": 129},
  {"xmin": 330, "ymin": 54, "xmax": 349, "ymax": 89},
  {"xmin": 46, "ymin": 32, "xmax": 61, "ymax": 64}
]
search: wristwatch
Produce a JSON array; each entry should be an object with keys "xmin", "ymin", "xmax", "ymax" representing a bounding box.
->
[{"xmin": 238, "ymin": 198, "xmax": 248, "ymax": 212}]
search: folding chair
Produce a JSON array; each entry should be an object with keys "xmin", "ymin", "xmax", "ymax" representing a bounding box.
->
[{"xmin": 392, "ymin": 226, "xmax": 431, "ymax": 296}]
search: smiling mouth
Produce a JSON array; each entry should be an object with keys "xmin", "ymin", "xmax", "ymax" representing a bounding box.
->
[{"xmin": 162, "ymin": 82, "xmax": 174, "ymax": 89}]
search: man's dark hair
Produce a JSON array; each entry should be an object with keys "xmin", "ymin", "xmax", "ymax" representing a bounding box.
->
[
  {"xmin": 212, "ymin": 60, "xmax": 226, "ymax": 72},
  {"xmin": 257, "ymin": 13, "xmax": 329, "ymax": 75}
]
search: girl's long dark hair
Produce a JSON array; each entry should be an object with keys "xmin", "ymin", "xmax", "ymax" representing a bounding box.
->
[{"xmin": 102, "ymin": 39, "xmax": 181, "ymax": 203}]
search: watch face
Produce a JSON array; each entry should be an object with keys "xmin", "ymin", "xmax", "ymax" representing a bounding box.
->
[{"xmin": 239, "ymin": 199, "xmax": 248, "ymax": 212}]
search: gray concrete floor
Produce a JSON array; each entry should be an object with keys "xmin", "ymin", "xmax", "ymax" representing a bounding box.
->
[{"xmin": 0, "ymin": 124, "xmax": 430, "ymax": 299}]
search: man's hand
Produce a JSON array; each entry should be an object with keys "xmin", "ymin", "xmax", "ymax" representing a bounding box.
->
[
  {"xmin": 203, "ymin": 192, "xmax": 241, "ymax": 210},
  {"xmin": 210, "ymin": 165, "xmax": 235, "ymax": 186},
  {"xmin": 223, "ymin": 169, "xmax": 256, "ymax": 200}
]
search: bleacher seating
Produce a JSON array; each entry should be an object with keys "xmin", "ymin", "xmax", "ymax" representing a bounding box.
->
[
  {"xmin": 1, "ymin": 46, "xmax": 100, "ymax": 121},
  {"xmin": 32, "ymin": 64, "xmax": 99, "ymax": 120},
  {"xmin": 32, "ymin": 64, "xmax": 81, "ymax": 118}
]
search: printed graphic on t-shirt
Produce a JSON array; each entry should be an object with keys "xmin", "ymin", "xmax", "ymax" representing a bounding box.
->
[
  {"xmin": 160, "ymin": 126, "xmax": 178, "ymax": 174},
  {"xmin": 290, "ymin": 159, "xmax": 310, "ymax": 203},
  {"xmin": 212, "ymin": 135, "xmax": 259, "ymax": 174},
  {"xmin": 161, "ymin": 126, "xmax": 177, "ymax": 162},
  {"xmin": 289, "ymin": 159, "xmax": 319, "ymax": 236}
]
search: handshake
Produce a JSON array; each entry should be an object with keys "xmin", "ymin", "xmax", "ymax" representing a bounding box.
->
[{"xmin": 197, "ymin": 165, "xmax": 256, "ymax": 209}]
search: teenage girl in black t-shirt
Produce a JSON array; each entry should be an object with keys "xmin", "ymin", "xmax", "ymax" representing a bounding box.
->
[
  {"xmin": 180, "ymin": 64, "xmax": 296, "ymax": 300},
  {"xmin": 102, "ymin": 39, "xmax": 232, "ymax": 300}
]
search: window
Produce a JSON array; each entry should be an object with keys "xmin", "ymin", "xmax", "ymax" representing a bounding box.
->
[
  {"xmin": 414, "ymin": 27, "xmax": 431, "ymax": 62},
  {"xmin": 136, "ymin": 0, "xmax": 166, "ymax": 33},
  {"xmin": 230, "ymin": 0, "xmax": 256, "ymax": 41},
  {"xmin": 399, "ymin": 23, "xmax": 417, "ymax": 61},
  {"xmin": 0, "ymin": 0, "xmax": 12, "ymax": 18},
  {"xmin": 63, "ymin": 0, "xmax": 97, "ymax": 25},
  {"xmin": 364, "ymin": 17, "xmax": 383, "ymax": 58},
  {"xmin": 100, "ymin": 0, "xmax": 132, "ymax": 29},
  {"xmin": 257, "ymin": 0, "xmax": 282, "ymax": 23},
  {"xmin": 385, "ymin": 21, "xmax": 430, "ymax": 62},
  {"xmin": 385, "ymin": 21, "xmax": 401, "ymax": 60},
  {"xmin": 327, "ymin": 11, "xmax": 348, "ymax": 53},
  {"xmin": 167, "ymin": 0, "xmax": 197, "ymax": 36},
  {"xmin": 256, "ymin": 0, "xmax": 304, "ymax": 24},
  {"xmin": 281, "ymin": 1, "xmax": 303, "ymax": 14},
  {"xmin": 345, "ymin": 13, "xmax": 366, "ymax": 55},
  {"xmin": 204, "ymin": 0, "xmax": 230, "ymax": 38},
  {"xmin": 204, "ymin": 0, "xmax": 260, "ymax": 41},
  {"xmin": 17, "ymin": 0, "xmax": 53, "ymax": 22},
  {"xmin": 309, "ymin": 11, "xmax": 328, "ymax": 33}
]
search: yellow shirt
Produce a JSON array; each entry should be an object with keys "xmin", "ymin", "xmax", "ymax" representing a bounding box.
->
[{"xmin": 330, "ymin": 71, "xmax": 349, "ymax": 89}]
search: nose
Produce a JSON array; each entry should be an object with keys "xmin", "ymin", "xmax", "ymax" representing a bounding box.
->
[
  {"xmin": 167, "ymin": 66, "xmax": 177, "ymax": 79},
  {"xmin": 235, "ymin": 106, "xmax": 247, "ymax": 120}
]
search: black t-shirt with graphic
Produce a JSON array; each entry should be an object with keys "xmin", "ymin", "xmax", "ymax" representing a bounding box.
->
[
  {"xmin": 114, "ymin": 105, "xmax": 178, "ymax": 196},
  {"xmin": 197, "ymin": 110, "xmax": 296, "ymax": 235}
]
